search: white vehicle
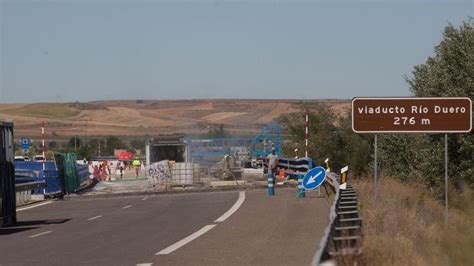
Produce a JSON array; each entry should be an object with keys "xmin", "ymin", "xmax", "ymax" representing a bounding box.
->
[
  {"xmin": 14, "ymin": 155, "xmax": 30, "ymax": 161},
  {"xmin": 33, "ymin": 155, "xmax": 45, "ymax": 162}
]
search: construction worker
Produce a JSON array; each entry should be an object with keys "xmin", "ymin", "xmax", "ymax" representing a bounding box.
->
[
  {"xmin": 266, "ymin": 148, "xmax": 279, "ymax": 185},
  {"xmin": 132, "ymin": 158, "xmax": 141, "ymax": 179}
]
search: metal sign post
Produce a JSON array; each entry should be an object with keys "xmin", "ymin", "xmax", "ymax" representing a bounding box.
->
[
  {"xmin": 445, "ymin": 134, "xmax": 448, "ymax": 226},
  {"xmin": 352, "ymin": 97, "xmax": 472, "ymax": 226},
  {"xmin": 374, "ymin": 134, "xmax": 378, "ymax": 199}
]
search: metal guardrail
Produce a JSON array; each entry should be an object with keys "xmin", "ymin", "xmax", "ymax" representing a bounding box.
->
[
  {"xmin": 312, "ymin": 173, "xmax": 363, "ymax": 265},
  {"xmin": 15, "ymin": 181, "xmax": 46, "ymax": 192},
  {"xmin": 15, "ymin": 181, "xmax": 46, "ymax": 206},
  {"xmin": 16, "ymin": 168, "xmax": 62, "ymax": 195}
]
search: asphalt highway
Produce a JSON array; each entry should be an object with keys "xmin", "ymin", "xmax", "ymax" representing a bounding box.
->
[{"xmin": 0, "ymin": 188, "xmax": 329, "ymax": 266}]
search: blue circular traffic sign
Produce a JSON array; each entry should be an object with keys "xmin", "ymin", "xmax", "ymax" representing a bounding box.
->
[{"xmin": 302, "ymin": 166, "xmax": 327, "ymax": 190}]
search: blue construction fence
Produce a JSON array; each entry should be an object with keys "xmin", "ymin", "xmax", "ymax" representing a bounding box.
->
[
  {"xmin": 14, "ymin": 160, "xmax": 90, "ymax": 195},
  {"xmin": 277, "ymin": 157, "xmax": 315, "ymax": 179}
]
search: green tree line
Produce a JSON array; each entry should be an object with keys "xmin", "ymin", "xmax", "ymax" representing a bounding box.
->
[{"xmin": 28, "ymin": 136, "xmax": 147, "ymax": 160}]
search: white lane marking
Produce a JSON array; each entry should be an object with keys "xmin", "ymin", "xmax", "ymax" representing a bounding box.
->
[
  {"xmin": 17, "ymin": 201, "xmax": 53, "ymax": 212},
  {"xmin": 156, "ymin": 224, "xmax": 216, "ymax": 255},
  {"xmin": 142, "ymin": 197, "xmax": 148, "ymax": 201},
  {"xmin": 88, "ymin": 215, "xmax": 103, "ymax": 221},
  {"xmin": 122, "ymin": 205, "xmax": 133, "ymax": 209},
  {"xmin": 29, "ymin": 230, "xmax": 53, "ymax": 238},
  {"xmin": 136, "ymin": 264, "xmax": 152, "ymax": 266},
  {"xmin": 214, "ymin": 191, "xmax": 246, "ymax": 223}
]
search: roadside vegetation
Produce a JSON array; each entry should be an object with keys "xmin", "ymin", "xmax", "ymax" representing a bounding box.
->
[
  {"xmin": 15, "ymin": 135, "xmax": 147, "ymax": 160},
  {"xmin": 280, "ymin": 19, "xmax": 473, "ymax": 264},
  {"xmin": 354, "ymin": 178, "xmax": 474, "ymax": 266}
]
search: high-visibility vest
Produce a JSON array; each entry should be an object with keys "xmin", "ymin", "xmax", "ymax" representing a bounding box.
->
[{"xmin": 277, "ymin": 169, "xmax": 286, "ymax": 181}]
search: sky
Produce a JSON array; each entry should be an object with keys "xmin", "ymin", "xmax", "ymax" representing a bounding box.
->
[{"xmin": 0, "ymin": 0, "xmax": 472, "ymax": 103}]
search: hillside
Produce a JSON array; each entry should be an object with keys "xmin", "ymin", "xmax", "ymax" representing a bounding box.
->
[{"xmin": 0, "ymin": 99, "xmax": 350, "ymax": 138}]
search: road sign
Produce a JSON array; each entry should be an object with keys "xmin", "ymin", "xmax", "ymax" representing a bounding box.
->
[
  {"xmin": 20, "ymin": 137, "xmax": 30, "ymax": 151},
  {"xmin": 302, "ymin": 166, "xmax": 327, "ymax": 190},
  {"xmin": 352, "ymin": 97, "xmax": 472, "ymax": 133}
]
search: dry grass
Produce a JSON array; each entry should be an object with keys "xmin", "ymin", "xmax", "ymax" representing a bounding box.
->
[{"xmin": 352, "ymin": 178, "xmax": 474, "ymax": 266}]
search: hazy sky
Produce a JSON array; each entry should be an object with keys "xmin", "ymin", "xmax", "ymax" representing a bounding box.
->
[{"xmin": 1, "ymin": 0, "xmax": 472, "ymax": 103}]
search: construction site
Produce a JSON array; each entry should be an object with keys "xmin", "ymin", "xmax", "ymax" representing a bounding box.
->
[
  {"xmin": 2, "ymin": 3, "xmax": 471, "ymax": 264},
  {"xmin": 0, "ymin": 99, "xmax": 343, "ymax": 196}
]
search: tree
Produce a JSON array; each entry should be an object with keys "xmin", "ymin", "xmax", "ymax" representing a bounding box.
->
[
  {"xmin": 401, "ymin": 19, "xmax": 473, "ymax": 193},
  {"xmin": 67, "ymin": 136, "xmax": 82, "ymax": 149},
  {"xmin": 406, "ymin": 19, "xmax": 473, "ymax": 98},
  {"xmin": 130, "ymin": 139, "xmax": 145, "ymax": 151},
  {"xmin": 48, "ymin": 141, "xmax": 58, "ymax": 149},
  {"xmin": 13, "ymin": 142, "xmax": 19, "ymax": 153},
  {"xmin": 103, "ymin": 136, "xmax": 127, "ymax": 156},
  {"xmin": 78, "ymin": 145, "xmax": 94, "ymax": 160},
  {"xmin": 279, "ymin": 103, "xmax": 372, "ymax": 176}
]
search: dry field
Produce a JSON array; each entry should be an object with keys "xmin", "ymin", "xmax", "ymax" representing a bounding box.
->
[{"xmin": 0, "ymin": 99, "xmax": 350, "ymax": 139}]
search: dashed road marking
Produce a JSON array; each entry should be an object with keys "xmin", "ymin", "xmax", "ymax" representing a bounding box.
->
[
  {"xmin": 122, "ymin": 205, "xmax": 132, "ymax": 209},
  {"xmin": 142, "ymin": 197, "xmax": 148, "ymax": 201},
  {"xmin": 215, "ymin": 191, "xmax": 246, "ymax": 223},
  {"xmin": 88, "ymin": 215, "xmax": 103, "ymax": 221},
  {"xmin": 17, "ymin": 201, "xmax": 53, "ymax": 212},
  {"xmin": 136, "ymin": 264, "xmax": 152, "ymax": 266},
  {"xmin": 156, "ymin": 224, "xmax": 216, "ymax": 255},
  {"xmin": 29, "ymin": 230, "xmax": 53, "ymax": 238},
  {"xmin": 155, "ymin": 191, "xmax": 246, "ymax": 255}
]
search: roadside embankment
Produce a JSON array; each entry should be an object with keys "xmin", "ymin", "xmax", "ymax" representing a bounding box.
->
[{"xmin": 353, "ymin": 178, "xmax": 474, "ymax": 266}]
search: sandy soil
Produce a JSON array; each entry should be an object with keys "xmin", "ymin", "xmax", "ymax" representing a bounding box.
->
[{"xmin": 201, "ymin": 112, "xmax": 248, "ymax": 123}]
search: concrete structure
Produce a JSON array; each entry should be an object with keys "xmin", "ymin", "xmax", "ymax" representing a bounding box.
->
[{"xmin": 146, "ymin": 134, "xmax": 188, "ymax": 165}]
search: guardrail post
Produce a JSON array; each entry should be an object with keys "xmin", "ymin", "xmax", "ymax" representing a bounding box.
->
[
  {"xmin": 313, "ymin": 171, "xmax": 363, "ymax": 265},
  {"xmin": 297, "ymin": 174, "xmax": 305, "ymax": 198},
  {"xmin": 267, "ymin": 171, "xmax": 274, "ymax": 196},
  {"xmin": 324, "ymin": 158, "xmax": 331, "ymax": 172},
  {"xmin": 340, "ymin": 166, "xmax": 349, "ymax": 189}
]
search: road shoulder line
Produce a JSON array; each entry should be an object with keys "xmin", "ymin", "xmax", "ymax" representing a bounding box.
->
[
  {"xmin": 215, "ymin": 191, "xmax": 246, "ymax": 223},
  {"xmin": 17, "ymin": 201, "xmax": 53, "ymax": 212}
]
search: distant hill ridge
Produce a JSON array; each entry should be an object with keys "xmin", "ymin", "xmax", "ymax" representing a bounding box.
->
[{"xmin": 0, "ymin": 99, "xmax": 350, "ymax": 138}]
